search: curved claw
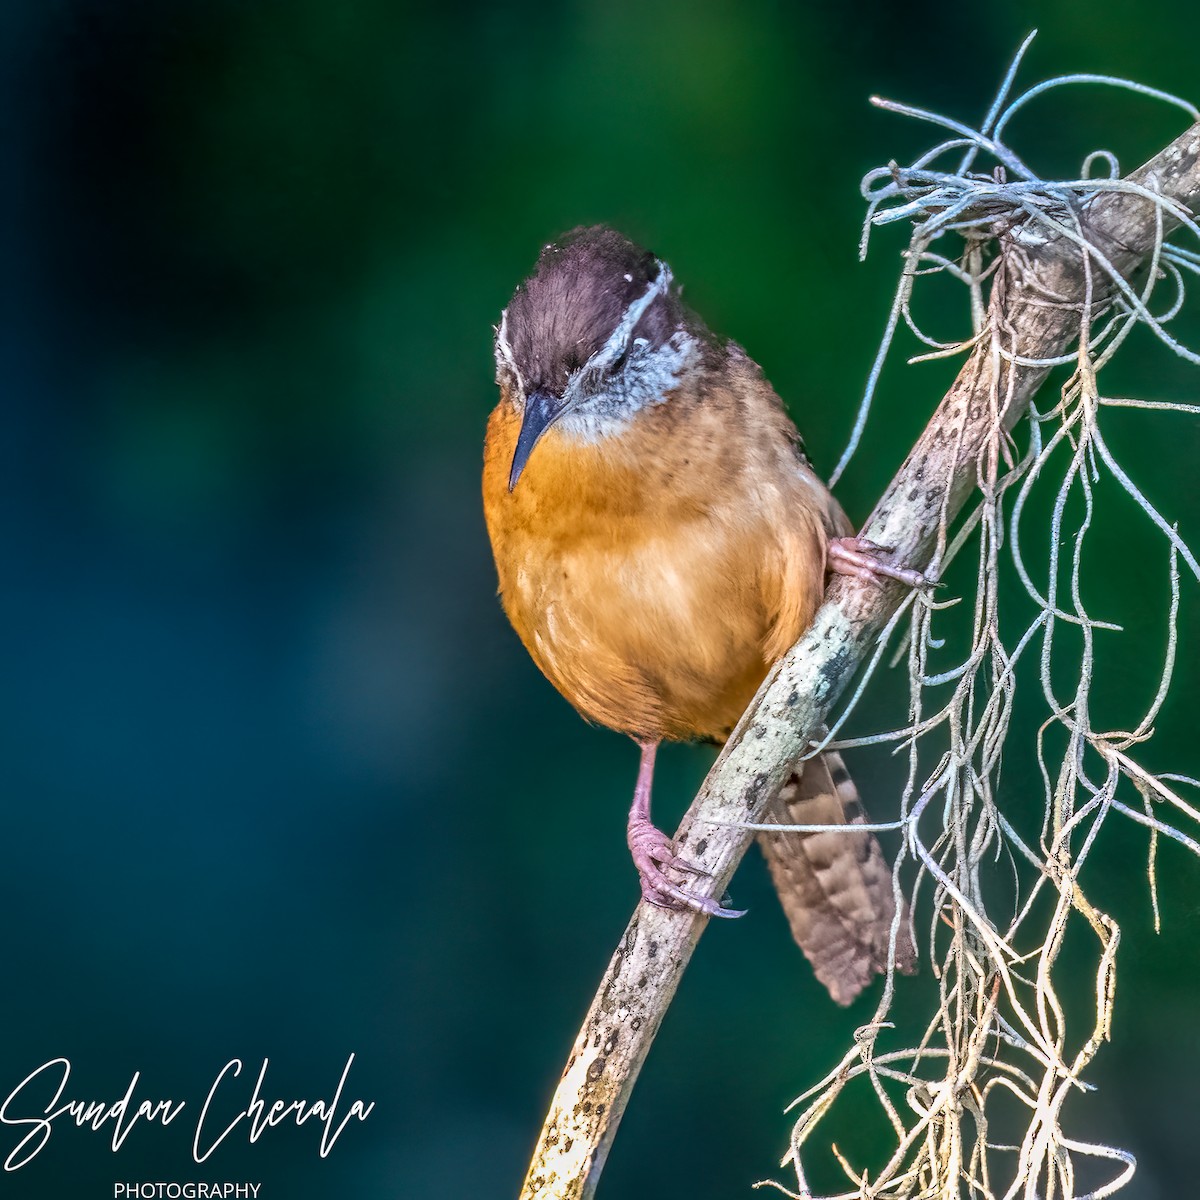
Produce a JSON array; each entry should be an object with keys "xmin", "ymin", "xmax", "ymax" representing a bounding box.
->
[
  {"xmin": 828, "ymin": 535, "xmax": 933, "ymax": 590},
  {"xmin": 628, "ymin": 818, "xmax": 745, "ymax": 919},
  {"xmin": 698, "ymin": 897, "xmax": 749, "ymax": 920},
  {"xmin": 640, "ymin": 876, "xmax": 747, "ymax": 920}
]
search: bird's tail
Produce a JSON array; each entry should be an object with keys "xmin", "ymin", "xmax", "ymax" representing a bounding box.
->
[{"xmin": 756, "ymin": 750, "xmax": 916, "ymax": 1005}]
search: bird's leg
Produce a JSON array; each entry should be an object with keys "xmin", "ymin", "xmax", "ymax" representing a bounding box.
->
[
  {"xmin": 828, "ymin": 536, "xmax": 932, "ymax": 589},
  {"xmin": 626, "ymin": 740, "xmax": 746, "ymax": 920}
]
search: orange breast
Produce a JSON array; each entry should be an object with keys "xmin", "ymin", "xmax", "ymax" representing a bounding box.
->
[{"xmin": 482, "ymin": 382, "xmax": 838, "ymax": 743}]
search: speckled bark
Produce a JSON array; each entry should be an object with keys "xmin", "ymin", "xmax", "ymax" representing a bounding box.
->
[{"xmin": 518, "ymin": 122, "xmax": 1200, "ymax": 1200}]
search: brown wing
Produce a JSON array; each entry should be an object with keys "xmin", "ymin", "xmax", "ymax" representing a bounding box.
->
[{"xmin": 757, "ymin": 750, "xmax": 916, "ymax": 1005}]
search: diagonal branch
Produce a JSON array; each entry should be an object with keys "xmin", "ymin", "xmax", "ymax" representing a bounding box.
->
[{"xmin": 518, "ymin": 121, "xmax": 1200, "ymax": 1200}]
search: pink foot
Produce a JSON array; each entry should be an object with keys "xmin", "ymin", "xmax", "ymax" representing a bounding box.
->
[
  {"xmin": 828, "ymin": 536, "xmax": 931, "ymax": 589},
  {"xmin": 627, "ymin": 742, "xmax": 746, "ymax": 920}
]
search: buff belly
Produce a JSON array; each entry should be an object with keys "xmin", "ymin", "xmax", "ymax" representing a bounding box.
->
[{"xmin": 482, "ymin": 401, "xmax": 827, "ymax": 743}]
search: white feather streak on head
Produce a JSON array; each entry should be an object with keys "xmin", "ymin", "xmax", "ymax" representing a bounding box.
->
[
  {"xmin": 584, "ymin": 261, "xmax": 674, "ymax": 376},
  {"xmin": 494, "ymin": 308, "xmax": 524, "ymax": 391},
  {"xmin": 557, "ymin": 267, "xmax": 695, "ymax": 444}
]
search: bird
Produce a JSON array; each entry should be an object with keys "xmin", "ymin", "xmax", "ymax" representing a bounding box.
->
[{"xmin": 482, "ymin": 226, "xmax": 917, "ymax": 1004}]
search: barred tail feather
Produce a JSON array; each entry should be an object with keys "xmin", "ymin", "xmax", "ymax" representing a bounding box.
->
[{"xmin": 756, "ymin": 750, "xmax": 916, "ymax": 1005}]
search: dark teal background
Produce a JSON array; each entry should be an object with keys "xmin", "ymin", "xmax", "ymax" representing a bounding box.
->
[{"xmin": 5, "ymin": 2, "xmax": 1200, "ymax": 1197}]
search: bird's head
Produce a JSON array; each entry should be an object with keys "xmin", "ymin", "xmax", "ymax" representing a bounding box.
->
[{"xmin": 494, "ymin": 226, "xmax": 700, "ymax": 491}]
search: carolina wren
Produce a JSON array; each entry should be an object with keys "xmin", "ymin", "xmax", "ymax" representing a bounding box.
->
[{"xmin": 483, "ymin": 227, "xmax": 917, "ymax": 1004}]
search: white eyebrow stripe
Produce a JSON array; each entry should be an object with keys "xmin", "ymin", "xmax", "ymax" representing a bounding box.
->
[
  {"xmin": 494, "ymin": 307, "xmax": 525, "ymax": 390},
  {"xmin": 587, "ymin": 261, "xmax": 673, "ymax": 372}
]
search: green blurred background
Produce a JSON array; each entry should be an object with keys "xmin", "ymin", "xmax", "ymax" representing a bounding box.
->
[{"xmin": 5, "ymin": 1, "xmax": 1200, "ymax": 1196}]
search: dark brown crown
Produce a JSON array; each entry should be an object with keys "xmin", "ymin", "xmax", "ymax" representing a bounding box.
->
[{"xmin": 501, "ymin": 226, "xmax": 685, "ymax": 396}]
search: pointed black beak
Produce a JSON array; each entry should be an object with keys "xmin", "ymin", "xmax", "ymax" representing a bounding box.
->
[{"xmin": 508, "ymin": 389, "xmax": 570, "ymax": 492}]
